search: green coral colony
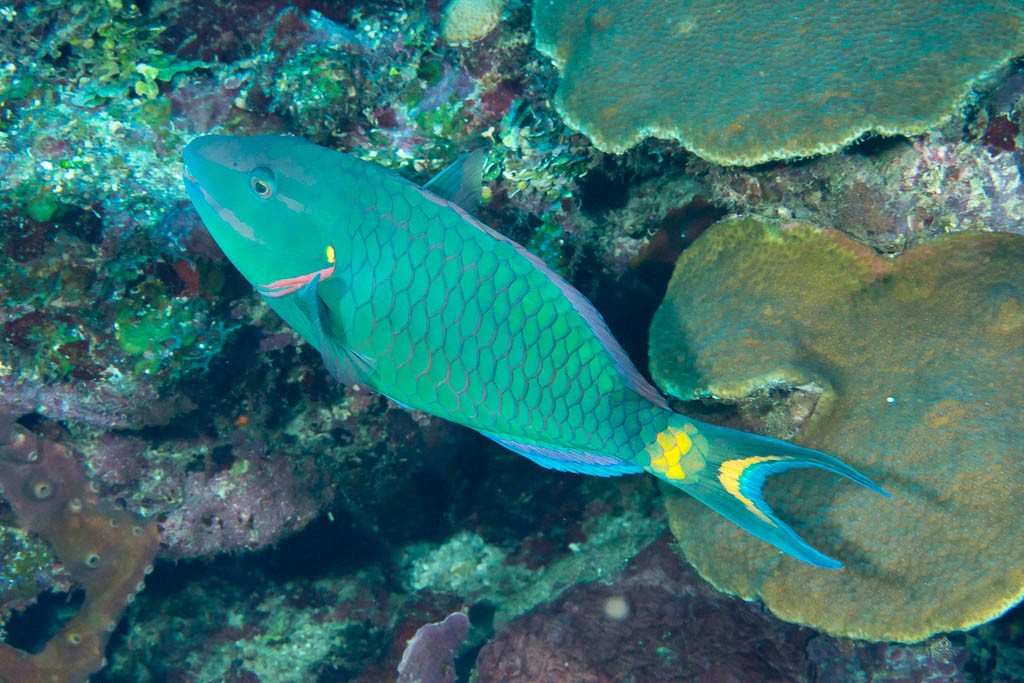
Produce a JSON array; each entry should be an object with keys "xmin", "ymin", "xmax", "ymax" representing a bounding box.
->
[
  {"xmin": 651, "ymin": 218, "xmax": 1024, "ymax": 642},
  {"xmin": 533, "ymin": 0, "xmax": 1024, "ymax": 164}
]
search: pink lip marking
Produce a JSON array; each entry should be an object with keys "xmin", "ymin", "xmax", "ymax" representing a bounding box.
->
[{"xmin": 256, "ymin": 264, "xmax": 336, "ymax": 297}]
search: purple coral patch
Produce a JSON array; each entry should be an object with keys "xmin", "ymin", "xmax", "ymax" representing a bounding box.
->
[{"xmin": 397, "ymin": 611, "xmax": 470, "ymax": 683}]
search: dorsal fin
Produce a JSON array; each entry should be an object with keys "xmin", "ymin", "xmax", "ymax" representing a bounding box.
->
[{"xmin": 423, "ymin": 150, "xmax": 484, "ymax": 211}]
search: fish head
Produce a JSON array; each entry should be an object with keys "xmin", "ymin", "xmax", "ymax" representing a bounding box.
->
[{"xmin": 182, "ymin": 135, "xmax": 337, "ymax": 297}]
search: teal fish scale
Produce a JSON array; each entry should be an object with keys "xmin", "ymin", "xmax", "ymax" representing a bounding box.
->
[{"xmin": 329, "ymin": 171, "xmax": 659, "ymax": 461}]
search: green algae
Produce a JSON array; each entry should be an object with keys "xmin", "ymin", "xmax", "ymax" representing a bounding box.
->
[
  {"xmin": 24, "ymin": 194, "xmax": 64, "ymax": 223},
  {"xmin": 398, "ymin": 507, "xmax": 664, "ymax": 629},
  {"xmin": 525, "ymin": 216, "xmax": 567, "ymax": 272},
  {"xmin": 112, "ymin": 279, "xmax": 232, "ymax": 378},
  {"xmin": 0, "ymin": 525, "xmax": 60, "ymax": 607},
  {"xmin": 650, "ymin": 217, "xmax": 1024, "ymax": 641}
]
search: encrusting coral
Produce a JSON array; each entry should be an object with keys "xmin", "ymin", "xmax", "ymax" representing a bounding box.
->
[
  {"xmin": 649, "ymin": 217, "xmax": 1024, "ymax": 642},
  {"xmin": 0, "ymin": 414, "xmax": 160, "ymax": 683},
  {"xmin": 533, "ymin": 0, "xmax": 1024, "ymax": 164}
]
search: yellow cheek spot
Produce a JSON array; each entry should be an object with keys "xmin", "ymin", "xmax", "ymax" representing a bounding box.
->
[
  {"xmin": 646, "ymin": 425, "xmax": 694, "ymax": 481},
  {"xmin": 718, "ymin": 456, "xmax": 784, "ymax": 525},
  {"xmin": 326, "ymin": 244, "xmax": 336, "ymax": 264}
]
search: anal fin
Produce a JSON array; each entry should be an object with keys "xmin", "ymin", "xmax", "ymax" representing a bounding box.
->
[{"xmin": 479, "ymin": 430, "xmax": 643, "ymax": 476}]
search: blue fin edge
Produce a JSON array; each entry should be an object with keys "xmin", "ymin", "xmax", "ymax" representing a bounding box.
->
[
  {"xmin": 670, "ymin": 421, "xmax": 889, "ymax": 569},
  {"xmin": 480, "ymin": 430, "xmax": 643, "ymax": 476}
]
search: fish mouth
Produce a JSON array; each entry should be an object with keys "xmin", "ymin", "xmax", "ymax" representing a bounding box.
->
[
  {"xmin": 182, "ymin": 161, "xmax": 201, "ymax": 196},
  {"xmin": 256, "ymin": 264, "xmax": 336, "ymax": 298}
]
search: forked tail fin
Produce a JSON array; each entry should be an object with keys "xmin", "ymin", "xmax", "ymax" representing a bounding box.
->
[{"xmin": 647, "ymin": 420, "xmax": 889, "ymax": 569}]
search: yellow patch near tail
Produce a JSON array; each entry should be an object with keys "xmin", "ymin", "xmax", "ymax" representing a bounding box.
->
[
  {"xmin": 646, "ymin": 425, "xmax": 694, "ymax": 481},
  {"xmin": 717, "ymin": 456, "xmax": 784, "ymax": 525}
]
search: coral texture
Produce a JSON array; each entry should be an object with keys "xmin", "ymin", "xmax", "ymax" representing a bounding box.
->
[
  {"xmin": 396, "ymin": 611, "xmax": 469, "ymax": 683},
  {"xmin": 533, "ymin": 0, "xmax": 1024, "ymax": 164},
  {"xmin": 475, "ymin": 535, "xmax": 970, "ymax": 681},
  {"xmin": 442, "ymin": 0, "xmax": 507, "ymax": 44},
  {"xmin": 692, "ymin": 132, "xmax": 1024, "ymax": 254},
  {"xmin": 475, "ymin": 535, "xmax": 814, "ymax": 681},
  {"xmin": 649, "ymin": 217, "xmax": 1024, "ymax": 641},
  {"xmin": 0, "ymin": 414, "xmax": 160, "ymax": 683}
]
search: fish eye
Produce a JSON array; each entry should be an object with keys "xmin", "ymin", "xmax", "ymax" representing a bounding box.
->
[{"xmin": 248, "ymin": 167, "xmax": 276, "ymax": 199}]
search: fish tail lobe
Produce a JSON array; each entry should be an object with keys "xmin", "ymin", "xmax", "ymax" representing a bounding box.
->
[{"xmin": 644, "ymin": 418, "xmax": 888, "ymax": 569}]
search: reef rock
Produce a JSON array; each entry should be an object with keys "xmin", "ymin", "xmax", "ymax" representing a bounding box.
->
[{"xmin": 475, "ymin": 535, "xmax": 971, "ymax": 680}]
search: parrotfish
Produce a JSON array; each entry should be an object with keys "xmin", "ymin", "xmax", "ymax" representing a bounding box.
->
[{"xmin": 182, "ymin": 135, "xmax": 887, "ymax": 568}]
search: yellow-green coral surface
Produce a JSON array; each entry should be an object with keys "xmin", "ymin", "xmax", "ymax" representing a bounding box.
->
[
  {"xmin": 650, "ymin": 217, "xmax": 1024, "ymax": 642},
  {"xmin": 533, "ymin": 0, "xmax": 1024, "ymax": 165}
]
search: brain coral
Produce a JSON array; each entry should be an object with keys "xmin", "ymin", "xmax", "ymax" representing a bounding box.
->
[
  {"xmin": 533, "ymin": 0, "xmax": 1024, "ymax": 165},
  {"xmin": 648, "ymin": 217, "xmax": 1024, "ymax": 642}
]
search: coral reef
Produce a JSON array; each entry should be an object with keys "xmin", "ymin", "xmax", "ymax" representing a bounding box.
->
[
  {"xmin": 649, "ymin": 217, "xmax": 1024, "ymax": 641},
  {"xmin": 0, "ymin": 414, "xmax": 159, "ymax": 683},
  {"xmin": 101, "ymin": 557, "xmax": 459, "ymax": 683},
  {"xmin": 397, "ymin": 503, "xmax": 663, "ymax": 629},
  {"xmin": 0, "ymin": 197, "xmax": 230, "ymax": 429},
  {"xmin": 2, "ymin": 0, "xmax": 1024, "ymax": 679},
  {"xmin": 475, "ymin": 535, "xmax": 971, "ymax": 681},
  {"xmin": 692, "ymin": 131, "xmax": 1024, "ymax": 253},
  {"xmin": 100, "ymin": 469, "xmax": 661, "ymax": 681},
  {"xmin": 157, "ymin": 442, "xmax": 332, "ymax": 559},
  {"xmin": 533, "ymin": 0, "xmax": 1024, "ymax": 164},
  {"xmin": 475, "ymin": 534, "xmax": 813, "ymax": 681}
]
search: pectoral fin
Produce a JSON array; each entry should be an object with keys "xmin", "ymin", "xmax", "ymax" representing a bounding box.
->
[{"xmin": 283, "ymin": 275, "xmax": 376, "ymax": 386}]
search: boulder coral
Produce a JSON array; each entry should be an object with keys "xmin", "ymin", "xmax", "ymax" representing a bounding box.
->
[
  {"xmin": 442, "ymin": 0, "xmax": 507, "ymax": 44},
  {"xmin": 533, "ymin": 0, "xmax": 1024, "ymax": 164},
  {"xmin": 648, "ymin": 217, "xmax": 1024, "ymax": 641}
]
